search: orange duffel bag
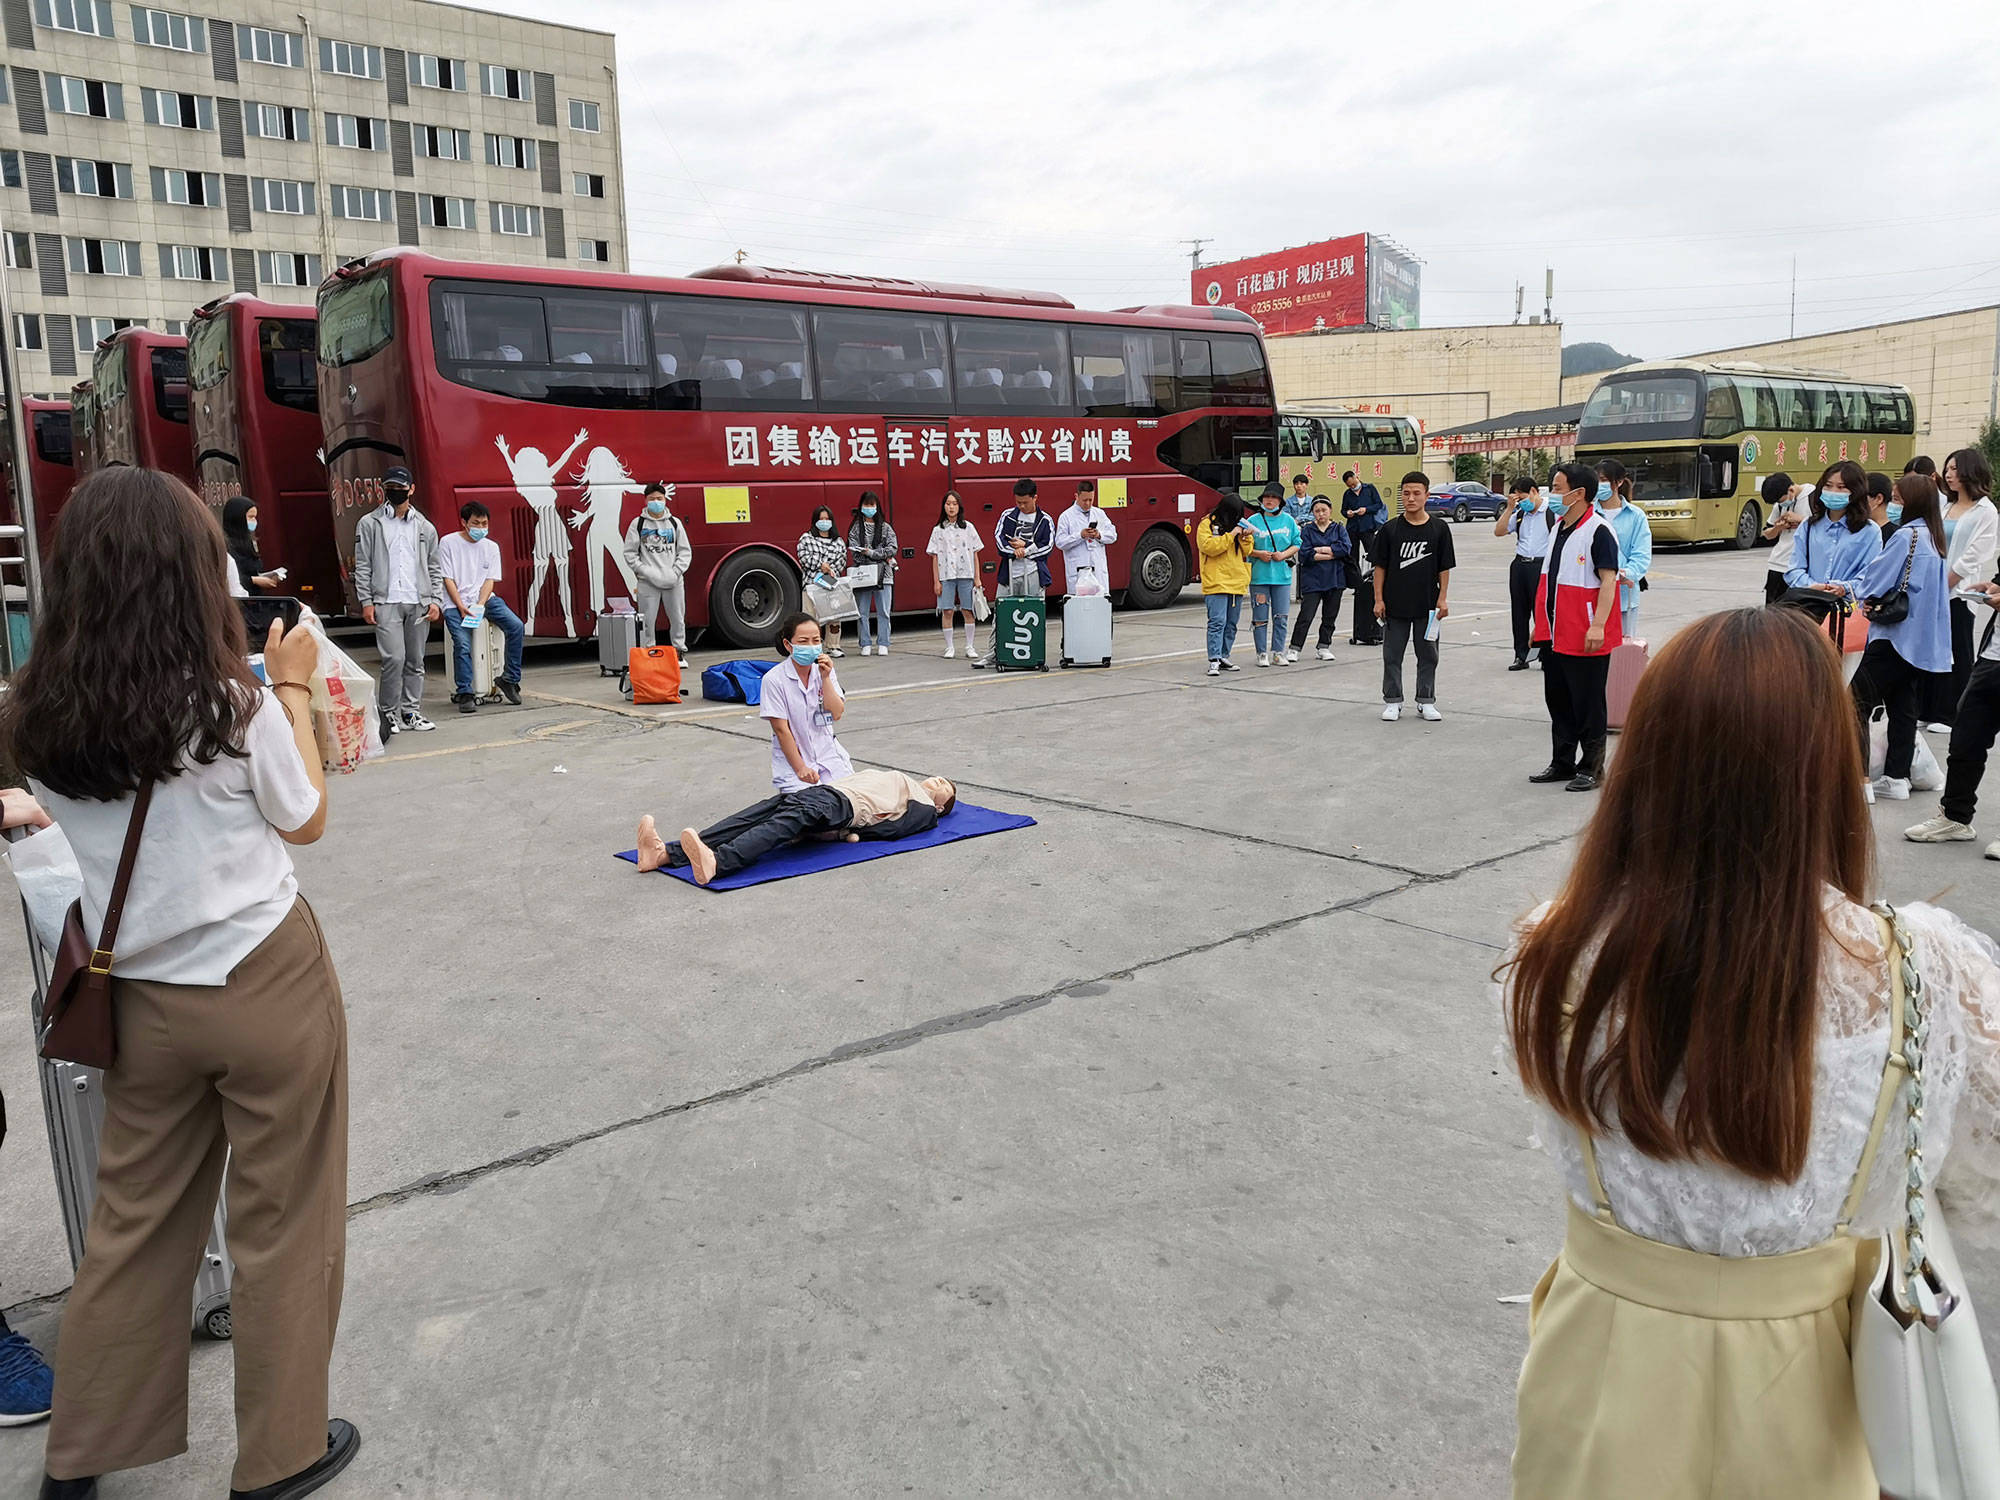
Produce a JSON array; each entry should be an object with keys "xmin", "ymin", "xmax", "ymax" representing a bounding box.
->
[{"xmin": 627, "ymin": 645, "xmax": 682, "ymax": 704}]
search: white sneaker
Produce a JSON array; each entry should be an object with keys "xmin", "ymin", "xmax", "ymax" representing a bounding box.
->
[
  {"xmin": 1316, "ymin": 647, "xmax": 1335, "ymax": 661},
  {"xmin": 402, "ymin": 711, "xmax": 437, "ymax": 733},
  {"xmin": 1207, "ymin": 660, "xmax": 1221, "ymax": 677},
  {"xmin": 1871, "ymin": 776, "xmax": 1911, "ymax": 801},
  {"xmin": 1418, "ymin": 703, "xmax": 1443, "ymax": 722},
  {"xmin": 944, "ymin": 646, "xmax": 956, "ymax": 659},
  {"xmin": 1381, "ymin": 704, "xmax": 1402, "ymax": 722},
  {"xmin": 860, "ymin": 645, "xmax": 873, "ymax": 656},
  {"xmin": 1926, "ymin": 722, "xmax": 1953, "ymax": 734},
  {"xmin": 1906, "ymin": 814, "xmax": 1977, "ymax": 842},
  {"xmin": 1986, "ymin": 840, "xmax": 2000, "ymax": 861},
  {"xmin": 878, "ymin": 646, "xmax": 889, "ymax": 656},
  {"xmin": 1283, "ymin": 649, "xmax": 1299, "ymax": 664},
  {"xmin": 1257, "ymin": 652, "xmax": 1271, "ymax": 667}
]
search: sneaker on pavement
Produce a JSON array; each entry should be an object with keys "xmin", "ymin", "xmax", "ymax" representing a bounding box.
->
[
  {"xmin": 401, "ymin": 712, "xmax": 437, "ymax": 733},
  {"xmin": 457, "ymin": 698, "xmax": 477, "ymax": 714},
  {"xmin": 1283, "ymin": 649, "xmax": 1299, "ymax": 664},
  {"xmin": 1381, "ymin": 704, "xmax": 1402, "ymax": 722},
  {"xmin": 1257, "ymin": 652, "xmax": 1271, "ymax": 667},
  {"xmin": 1206, "ymin": 660, "xmax": 1221, "ymax": 677},
  {"xmin": 1906, "ymin": 815, "xmax": 1977, "ymax": 842},
  {"xmin": 498, "ymin": 678, "xmax": 521, "ymax": 706},
  {"xmin": 1987, "ymin": 840, "xmax": 2000, "ymax": 861},
  {"xmin": 944, "ymin": 646, "xmax": 956, "ymax": 659},
  {"xmin": 0, "ymin": 1329, "xmax": 54, "ymax": 1426},
  {"xmin": 1870, "ymin": 775, "xmax": 1911, "ymax": 800},
  {"xmin": 1316, "ymin": 647, "xmax": 1335, "ymax": 661},
  {"xmin": 1509, "ymin": 658, "xmax": 1530, "ymax": 671},
  {"xmin": 1218, "ymin": 659, "xmax": 1241, "ymax": 672},
  {"xmin": 860, "ymin": 645, "xmax": 873, "ymax": 656},
  {"xmin": 878, "ymin": 646, "xmax": 890, "ymax": 656},
  {"xmin": 830, "ymin": 647, "xmax": 845, "ymax": 659},
  {"xmin": 1418, "ymin": 704, "xmax": 1443, "ymax": 722}
]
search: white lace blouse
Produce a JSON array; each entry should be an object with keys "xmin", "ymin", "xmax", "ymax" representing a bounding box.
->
[{"xmin": 1504, "ymin": 896, "xmax": 2000, "ymax": 1256}]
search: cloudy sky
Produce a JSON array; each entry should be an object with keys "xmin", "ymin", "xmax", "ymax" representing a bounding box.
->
[{"xmin": 488, "ymin": 0, "xmax": 2000, "ymax": 359}]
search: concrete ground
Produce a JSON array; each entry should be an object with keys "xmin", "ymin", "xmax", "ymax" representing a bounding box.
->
[{"xmin": 3, "ymin": 524, "xmax": 1997, "ymax": 1498}]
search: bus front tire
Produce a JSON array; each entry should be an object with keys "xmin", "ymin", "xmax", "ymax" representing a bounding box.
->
[
  {"xmin": 1123, "ymin": 530, "xmax": 1188, "ymax": 609},
  {"xmin": 708, "ymin": 549, "xmax": 801, "ymax": 650},
  {"xmin": 1732, "ymin": 501, "xmax": 1761, "ymax": 550}
]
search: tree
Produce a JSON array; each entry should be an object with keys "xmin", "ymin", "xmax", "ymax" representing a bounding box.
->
[
  {"xmin": 1453, "ymin": 453, "xmax": 1486, "ymax": 482},
  {"xmin": 1497, "ymin": 447, "xmax": 1556, "ymax": 485},
  {"xmin": 1977, "ymin": 417, "xmax": 2000, "ymax": 479}
]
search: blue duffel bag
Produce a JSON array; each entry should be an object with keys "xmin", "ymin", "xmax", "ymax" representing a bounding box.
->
[{"xmin": 700, "ymin": 658, "xmax": 779, "ymax": 704}]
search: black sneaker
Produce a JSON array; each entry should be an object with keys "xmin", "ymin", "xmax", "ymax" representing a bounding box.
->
[
  {"xmin": 38, "ymin": 1477, "xmax": 94, "ymax": 1499},
  {"xmin": 1528, "ymin": 764, "xmax": 1574, "ymax": 784},
  {"xmin": 1217, "ymin": 659, "xmax": 1241, "ymax": 672},
  {"xmin": 228, "ymin": 1419, "xmax": 360, "ymax": 1500},
  {"xmin": 498, "ymin": 678, "xmax": 521, "ymax": 706},
  {"xmin": 1566, "ymin": 771, "xmax": 1601, "ymax": 792},
  {"xmin": 1508, "ymin": 658, "xmax": 1530, "ymax": 671},
  {"xmin": 458, "ymin": 698, "xmax": 477, "ymax": 714}
]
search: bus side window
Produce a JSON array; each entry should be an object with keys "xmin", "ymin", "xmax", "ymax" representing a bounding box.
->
[
  {"xmin": 1209, "ymin": 335, "xmax": 1272, "ymax": 407},
  {"xmin": 650, "ymin": 295, "xmax": 812, "ymax": 412},
  {"xmin": 1071, "ymin": 326, "xmax": 1171, "ymax": 419},
  {"xmin": 1176, "ymin": 338, "xmax": 1211, "ymax": 410},
  {"xmin": 950, "ymin": 318, "xmax": 1069, "ymax": 413},
  {"xmin": 1701, "ymin": 378, "xmax": 1741, "ymax": 438},
  {"xmin": 812, "ymin": 308, "xmax": 949, "ymax": 413}
]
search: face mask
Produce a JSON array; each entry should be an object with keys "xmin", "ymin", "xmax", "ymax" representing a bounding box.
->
[
  {"xmin": 790, "ymin": 643, "xmax": 822, "ymax": 666},
  {"xmin": 1263, "ymin": 502, "xmax": 1281, "ymax": 514},
  {"xmin": 645, "ymin": 499, "xmax": 666, "ymax": 517},
  {"xmin": 1516, "ymin": 497, "xmax": 1535, "ymax": 513},
  {"xmin": 1822, "ymin": 490, "xmax": 1850, "ymax": 511},
  {"xmin": 1886, "ymin": 502, "xmax": 1904, "ymax": 523},
  {"xmin": 469, "ymin": 526, "xmax": 488, "ymax": 542},
  {"xmin": 1595, "ymin": 482, "xmax": 1612, "ymax": 502},
  {"xmin": 814, "ymin": 518, "xmax": 832, "ymax": 533},
  {"xmin": 245, "ymin": 518, "xmax": 258, "ymax": 533},
  {"xmin": 1548, "ymin": 495, "xmax": 1567, "ymax": 516},
  {"xmin": 861, "ymin": 505, "xmax": 878, "ymax": 518}
]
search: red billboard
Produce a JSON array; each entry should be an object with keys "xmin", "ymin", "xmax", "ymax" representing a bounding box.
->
[{"xmin": 1192, "ymin": 234, "xmax": 1368, "ymax": 336}]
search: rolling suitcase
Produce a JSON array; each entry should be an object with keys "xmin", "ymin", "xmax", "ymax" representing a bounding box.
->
[
  {"xmin": 991, "ymin": 596, "xmax": 1048, "ymax": 673},
  {"xmin": 1059, "ymin": 592, "xmax": 1113, "ymax": 668},
  {"xmin": 595, "ymin": 607, "xmax": 641, "ymax": 679},
  {"xmin": 447, "ymin": 617, "xmax": 504, "ymax": 704},
  {"xmin": 7, "ymin": 828, "xmax": 235, "ymax": 1339},
  {"xmin": 1606, "ymin": 639, "xmax": 1648, "ymax": 732}
]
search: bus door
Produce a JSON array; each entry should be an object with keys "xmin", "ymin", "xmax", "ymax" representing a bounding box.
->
[
  {"xmin": 886, "ymin": 417, "xmax": 950, "ymax": 582},
  {"xmin": 1233, "ymin": 431, "xmax": 1276, "ymax": 502}
]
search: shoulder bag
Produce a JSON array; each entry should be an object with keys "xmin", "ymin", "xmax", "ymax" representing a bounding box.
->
[
  {"xmin": 1864, "ymin": 531, "xmax": 1918, "ymax": 625},
  {"xmin": 40, "ymin": 779, "xmax": 154, "ymax": 1070},
  {"xmin": 1852, "ymin": 901, "xmax": 2000, "ymax": 1499}
]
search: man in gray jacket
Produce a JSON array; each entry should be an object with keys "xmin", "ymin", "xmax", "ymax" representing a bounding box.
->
[
  {"xmin": 621, "ymin": 482, "xmax": 693, "ymax": 666},
  {"xmin": 351, "ymin": 465, "xmax": 444, "ymax": 734}
]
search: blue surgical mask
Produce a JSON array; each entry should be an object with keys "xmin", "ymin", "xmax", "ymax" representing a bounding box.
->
[
  {"xmin": 1886, "ymin": 502, "xmax": 1904, "ymax": 523},
  {"xmin": 790, "ymin": 643, "xmax": 822, "ymax": 665},
  {"xmin": 1515, "ymin": 497, "xmax": 1534, "ymax": 513},
  {"xmin": 1594, "ymin": 481, "xmax": 1612, "ymax": 502},
  {"xmin": 861, "ymin": 504, "xmax": 878, "ymax": 518},
  {"xmin": 246, "ymin": 518, "xmax": 258, "ymax": 533},
  {"xmin": 814, "ymin": 518, "xmax": 832, "ymax": 533},
  {"xmin": 1822, "ymin": 490, "xmax": 1850, "ymax": 512},
  {"xmin": 1548, "ymin": 495, "xmax": 1567, "ymax": 516},
  {"xmin": 468, "ymin": 526, "xmax": 488, "ymax": 542},
  {"xmin": 644, "ymin": 499, "xmax": 666, "ymax": 517}
]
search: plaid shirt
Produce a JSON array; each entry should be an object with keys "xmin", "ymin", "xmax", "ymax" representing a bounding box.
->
[{"xmin": 797, "ymin": 530, "xmax": 848, "ymax": 583}]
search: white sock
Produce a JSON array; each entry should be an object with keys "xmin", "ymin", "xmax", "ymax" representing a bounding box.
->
[{"xmin": 963, "ymin": 625, "xmax": 977, "ymax": 652}]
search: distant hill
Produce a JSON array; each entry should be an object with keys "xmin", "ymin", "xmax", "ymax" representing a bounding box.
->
[{"xmin": 1563, "ymin": 342, "xmax": 1640, "ymax": 379}]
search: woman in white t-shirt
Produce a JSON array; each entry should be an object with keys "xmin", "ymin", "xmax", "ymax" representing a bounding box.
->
[
  {"xmin": 926, "ymin": 489, "xmax": 984, "ymax": 659},
  {"xmin": 0, "ymin": 469, "xmax": 358, "ymax": 1499},
  {"xmin": 1760, "ymin": 469, "xmax": 1808, "ymax": 604}
]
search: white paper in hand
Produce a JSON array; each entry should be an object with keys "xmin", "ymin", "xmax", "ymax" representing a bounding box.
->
[{"xmin": 6, "ymin": 822, "xmax": 83, "ymax": 954}]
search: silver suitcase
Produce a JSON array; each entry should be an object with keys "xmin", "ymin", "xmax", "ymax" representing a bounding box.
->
[
  {"xmin": 595, "ymin": 609, "xmax": 641, "ymax": 678},
  {"xmin": 12, "ymin": 838, "xmax": 234, "ymax": 1340},
  {"xmin": 447, "ymin": 617, "xmax": 504, "ymax": 702},
  {"xmin": 1059, "ymin": 590, "xmax": 1113, "ymax": 668}
]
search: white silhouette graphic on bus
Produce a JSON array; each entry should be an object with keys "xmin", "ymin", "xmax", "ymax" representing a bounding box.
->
[
  {"xmin": 568, "ymin": 445, "xmax": 643, "ymax": 615},
  {"xmin": 496, "ymin": 428, "xmax": 588, "ymax": 636}
]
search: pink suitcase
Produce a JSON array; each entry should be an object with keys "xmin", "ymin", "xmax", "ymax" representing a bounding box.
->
[{"xmin": 1606, "ymin": 640, "xmax": 1648, "ymax": 731}]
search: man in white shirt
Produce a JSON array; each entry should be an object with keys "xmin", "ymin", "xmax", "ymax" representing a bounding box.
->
[
  {"xmin": 1911, "ymin": 577, "xmax": 2000, "ymax": 857},
  {"xmin": 436, "ymin": 500, "xmax": 526, "ymax": 713},
  {"xmin": 1054, "ymin": 479, "xmax": 1118, "ymax": 596},
  {"xmin": 350, "ymin": 466, "xmax": 443, "ymax": 734}
]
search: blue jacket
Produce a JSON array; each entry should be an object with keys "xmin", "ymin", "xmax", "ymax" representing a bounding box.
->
[
  {"xmin": 1245, "ymin": 508, "xmax": 1303, "ymax": 586},
  {"xmin": 1342, "ymin": 483, "xmax": 1387, "ymax": 539},
  {"xmin": 1787, "ymin": 515, "xmax": 1883, "ymax": 599},
  {"xmin": 1861, "ymin": 521, "xmax": 1951, "ymax": 672},
  {"xmin": 1602, "ymin": 502, "xmax": 1654, "ymax": 612},
  {"xmin": 995, "ymin": 508, "xmax": 1055, "ymax": 590},
  {"xmin": 1296, "ymin": 519, "xmax": 1352, "ymax": 591}
]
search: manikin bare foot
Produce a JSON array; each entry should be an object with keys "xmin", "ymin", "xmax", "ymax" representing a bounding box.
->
[
  {"xmin": 635, "ymin": 815, "xmax": 670, "ymax": 872},
  {"xmin": 679, "ymin": 827, "xmax": 718, "ymax": 886}
]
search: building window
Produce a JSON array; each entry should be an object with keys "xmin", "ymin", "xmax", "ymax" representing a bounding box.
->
[
  {"xmin": 151, "ymin": 166, "xmax": 220, "ymax": 206},
  {"xmin": 491, "ymin": 202, "xmax": 540, "ymax": 237},
  {"xmin": 46, "ymin": 74, "xmax": 125, "ymax": 120},
  {"xmin": 257, "ymin": 251, "xmax": 321, "ymax": 287},
  {"xmin": 56, "ymin": 157, "xmax": 133, "ymax": 198},
  {"xmin": 251, "ymin": 177, "xmax": 313, "ymax": 215},
  {"xmin": 76, "ymin": 316, "xmax": 141, "ymax": 349},
  {"xmin": 247, "ymin": 103, "xmax": 309, "ymax": 142},
  {"xmin": 578, "ymin": 239, "xmax": 608, "ymax": 263},
  {"xmin": 238, "ymin": 26, "xmax": 303, "ymax": 68},
  {"xmin": 419, "ymin": 125, "xmax": 471, "ymax": 161},
  {"xmin": 318, "ymin": 38, "xmax": 382, "ymax": 79},
  {"xmin": 4, "ymin": 233, "xmax": 31, "ymax": 269},
  {"xmin": 413, "ymin": 54, "xmax": 466, "ymax": 91},
  {"xmin": 160, "ymin": 243, "xmax": 225, "ymax": 281},
  {"xmin": 419, "ymin": 194, "xmax": 475, "ymax": 229},
  {"xmin": 572, "ymin": 172, "xmax": 604, "ymax": 199},
  {"xmin": 330, "ymin": 185, "xmax": 389, "ymax": 221},
  {"xmin": 0, "ymin": 71, "xmax": 8, "ymax": 106},
  {"xmin": 141, "ymin": 87, "xmax": 212, "ymax": 130},
  {"xmin": 568, "ymin": 99, "xmax": 600, "ymax": 132},
  {"xmin": 65, "ymin": 237, "xmax": 142, "ymax": 276},
  {"xmin": 484, "ymin": 134, "xmax": 536, "ymax": 170},
  {"xmin": 326, "ymin": 113, "xmax": 386, "ymax": 150},
  {"xmin": 0, "ymin": 152, "xmax": 20, "ymax": 191},
  {"xmin": 480, "ymin": 64, "xmax": 529, "ymax": 100},
  {"xmin": 14, "ymin": 315, "xmax": 42, "ymax": 353},
  {"xmin": 163, "ymin": 319, "xmax": 186, "ymax": 338},
  {"xmin": 35, "ymin": 0, "xmax": 114, "ymax": 37},
  {"xmin": 131, "ymin": 6, "xmax": 205, "ymax": 51}
]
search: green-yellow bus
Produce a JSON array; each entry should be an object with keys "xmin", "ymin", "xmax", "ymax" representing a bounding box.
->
[
  {"xmin": 1277, "ymin": 408, "xmax": 1422, "ymax": 495},
  {"xmin": 1574, "ymin": 361, "xmax": 1917, "ymax": 547}
]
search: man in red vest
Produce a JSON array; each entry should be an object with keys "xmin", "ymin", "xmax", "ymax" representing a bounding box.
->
[{"xmin": 1529, "ymin": 461, "xmax": 1624, "ymax": 791}]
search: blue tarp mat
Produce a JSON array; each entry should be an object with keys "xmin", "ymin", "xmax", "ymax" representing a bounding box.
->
[{"xmin": 616, "ymin": 802, "xmax": 1037, "ymax": 890}]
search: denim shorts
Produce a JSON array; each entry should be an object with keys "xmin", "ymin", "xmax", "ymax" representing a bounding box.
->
[{"xmin": 938, "ymin": 577, "xmax": 975, "ymax": 611}]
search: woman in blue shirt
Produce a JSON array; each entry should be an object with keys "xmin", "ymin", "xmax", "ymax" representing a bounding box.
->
[
  {"xmin": 1852, "ymin": 472, "xmax": 1951, "ymax": 799},
  {"xmin": 1593, "ymin": 460, "xmax": 1653, "ymax": 639},
  {"xmin": 1246, "ymin": 482, "xmax": 1303, "ymax": 665},
  {"xmin": 1785, "ymin": 460, "xmax": 1882, "ymax": 619}
]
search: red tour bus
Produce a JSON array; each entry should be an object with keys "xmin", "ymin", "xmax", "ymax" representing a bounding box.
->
[
  {"xmin": 187, "ymin": 296, "xmax": 342, "ymax": 615},
  {"xmin": 87, "ymin": 327, "xmax": 196, "ymax": 488},
  {"xmin": 316, "ymin": 249, "xmax": 1277, "ymax": 644},
  {"xmin": 1, "ymin": 398, "xmax": 77, "ymax": 555}
]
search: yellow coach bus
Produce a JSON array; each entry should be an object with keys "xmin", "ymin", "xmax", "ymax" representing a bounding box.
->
[
  {"xmin": 1277, "ymin": 407, "xmax": 1422, "ymax": 494},
  {"xmin": 1575, "ymin": 361, "xmax": 1916, "ymax": 547}
]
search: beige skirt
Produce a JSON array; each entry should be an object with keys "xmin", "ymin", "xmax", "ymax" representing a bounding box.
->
[{"xmin": 1512, "ymin": 1201, "xmax": 1880, "ymax": 1499}]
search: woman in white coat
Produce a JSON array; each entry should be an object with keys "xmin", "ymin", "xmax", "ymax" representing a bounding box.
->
[{"xmin": 1926, "ymin": 448, "xmax": 1999, "ymax": 731}]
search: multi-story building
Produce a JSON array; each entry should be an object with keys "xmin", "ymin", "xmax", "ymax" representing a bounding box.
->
[{"xmin": 0, "ymin": 0, "xmax": 627, "ymax": 396}]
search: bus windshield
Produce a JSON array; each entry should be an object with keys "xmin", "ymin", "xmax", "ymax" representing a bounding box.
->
[
  {"xmin": 319, "ymin": 272, "xmax": 394, "ymax": 366},
  {"xmin": 261, "ymin": 318, "xmax": 319, "ymax": 413},
  {"xmin": 188, "ymin": 315, "xmax": 231, "ymax": 391},
  {"xmin": 152, "ymin": 347, "xmax": 189, "ymax": 424},
  {"xmin": 1578, "ymin": 375, "xmax": 1699, "ymax": 440},
  {"xmin": 1581, "ymin": 448, "xmax": 1698, "ymax": 504}
]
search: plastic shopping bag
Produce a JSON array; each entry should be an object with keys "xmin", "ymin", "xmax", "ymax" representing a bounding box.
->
[
  {"xmin": 1866, "ymin": 706, "xmax": 1946, "ymax": 790},
  {"xmin": 972, "ymin": 585, "xmax": 992, "ymax": 624},
  {"xmin": 1071, "ymin": 566, "xmax": 1106, "ymax": 599},
  {"xmin": 299, "ymin": 611, "xmax": 384, "ymax": 774},
  {"xmin": 806, "ymin": 578, "xmax": 859, "ymax": 624},
  {"xmin": 4, "ymin": 822, "xmax": 82, "ymax": 955}
]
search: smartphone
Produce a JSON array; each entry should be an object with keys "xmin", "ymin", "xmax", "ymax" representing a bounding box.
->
[{"xmin": 238, "ymin": 595, "xmax": 304, "ymax": 638}]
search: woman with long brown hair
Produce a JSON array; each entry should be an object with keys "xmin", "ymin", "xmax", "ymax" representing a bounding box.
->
[
  {"xmin": 2, "ymin": 469, "xmax": 357, "ymax": 1500},
  {"xmin": 1503, "ymin": 605, "xmax": 2000, "ymax": 1498}
]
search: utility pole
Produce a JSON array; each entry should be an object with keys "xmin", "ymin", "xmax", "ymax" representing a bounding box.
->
[
  {"xmin": 1514, "ymin": 284, "xmax": 1524, "ymax": 324},
  {"xmin": 1543, "ymin": 267, "xmax": 1555, "ymax": 325},
  {"xmin": 734, "ymin": 248, "xmax": 747, "ymax": 265},
  {"xmin": 1184, "ymin": 238, "xmax": 1211, "ymax": 273}
]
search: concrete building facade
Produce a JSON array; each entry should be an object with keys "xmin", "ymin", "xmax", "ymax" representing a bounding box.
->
[
  {"xmin": 1268, "ymin": 320, "xmax": 1564, "ymax": 480},
  {"xmin": 0, "ymin": 0, "xmax": 627, "ymax": 396},
  {"xmin": 1560, "ymin": 306, "xmax": 2000, "ymax": 459}
]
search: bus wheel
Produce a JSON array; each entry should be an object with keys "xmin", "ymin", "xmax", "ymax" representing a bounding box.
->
[
  {"xmin": 1124, "ymin": 530, "xmax": 1188, "ymax": 609},
  {"xmin": 1731, "ymin": 501, "xmax": 1760, "ymax": 550},
  {"xmin": 709, "ymin": 549, "xmax": 800, "ymax": 649}
]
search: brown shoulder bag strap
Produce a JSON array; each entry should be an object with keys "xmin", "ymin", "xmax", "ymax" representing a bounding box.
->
[{"xmin": 89, "ymin": 777, "xmax": 156, "ymax": 974}]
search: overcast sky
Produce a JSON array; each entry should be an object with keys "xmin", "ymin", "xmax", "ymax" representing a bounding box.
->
[{"xmin": 487, "ymin": 0, "xmax": 2000, "ymax": 359}]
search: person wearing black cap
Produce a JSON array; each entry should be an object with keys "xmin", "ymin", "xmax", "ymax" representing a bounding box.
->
[{"xmin": 350, "ymin": 466, "xmax": 442, "ymax": 735}]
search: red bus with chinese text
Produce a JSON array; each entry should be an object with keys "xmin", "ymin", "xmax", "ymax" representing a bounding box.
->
[
  {"xmin": 187, "ymin": 295, "xmax": 342, "ymax": 614},
  {"xmin": 1, "ymin": 398, "xmax": 77, "ymax": 555},
  {"xmin": 316, "ymin": 250, "xmax": 1277, "ymax": 644},
  {"xmin": 85, "ymin": 328, "xmax": 196, "ymax": 489}
]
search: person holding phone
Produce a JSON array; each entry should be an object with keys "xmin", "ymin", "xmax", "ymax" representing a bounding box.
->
[
  {"xmin": 1246, "ymin": 481, "xmax": 1302, "ymax": 666},
  {"xmin": 760, "ymin": 613, "xmax": 852, "ymax": 792},
  {"xmin": 1495, "ymin": 475, "xmax": 1554, "ymax": 669},
  {"xmin": 1759, "ymin": 471, "xmax": 1807, "ymax": 605}
]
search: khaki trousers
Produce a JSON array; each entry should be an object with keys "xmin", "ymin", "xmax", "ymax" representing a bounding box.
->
[{"xmin": 45, "ymin": 898, "xmax": 348, "ymax": 1491}]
